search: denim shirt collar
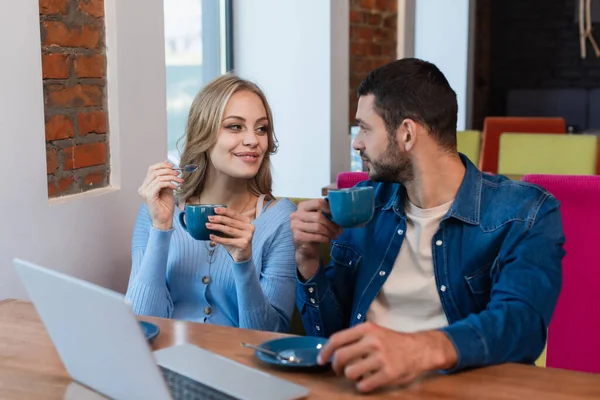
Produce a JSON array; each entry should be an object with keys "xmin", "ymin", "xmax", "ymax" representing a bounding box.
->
[{"xmin": 382, "ymin": 153, "xmax": 482, "ymax": 225}]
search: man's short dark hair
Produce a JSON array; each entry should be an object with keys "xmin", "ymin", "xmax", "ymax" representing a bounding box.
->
[{"xmin": 357, "ymin": 58, "xmax": 458, "ymax": 150}]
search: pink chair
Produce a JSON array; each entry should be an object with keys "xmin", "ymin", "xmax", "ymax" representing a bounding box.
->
[
  {"xmin": 336, "ymin": 172, "xmax": 369, "ymax": 189},
  {"xmin": 522, "ymin": 174, "xmax": 600, "ymax": 374}
]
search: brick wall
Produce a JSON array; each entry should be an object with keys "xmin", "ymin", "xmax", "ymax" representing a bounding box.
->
[
  {"xmin": 349, "ymin": 0, "xmax": 397, "ymax": 124},
  {"xmin": 40, "ymin": 0, "xmax": 109, "ymax": 198},
  {"xmin": 487, "ymin": 0, "xmax": 600, "ymax": 117}
]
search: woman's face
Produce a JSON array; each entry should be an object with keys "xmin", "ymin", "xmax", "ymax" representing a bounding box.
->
[{"xmin": 208, "ymin": 90, "xmax": 270, "ymax": 180}]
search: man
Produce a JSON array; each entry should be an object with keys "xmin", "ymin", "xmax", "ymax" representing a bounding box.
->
[{"xmin": 290, "ymin": 58, "xmax": 565, "ymax": 393}]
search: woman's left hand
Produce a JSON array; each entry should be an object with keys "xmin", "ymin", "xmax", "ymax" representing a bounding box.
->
[{"xmin": 206, "ymin": 207, "xmax": 256, "ymax": 262}]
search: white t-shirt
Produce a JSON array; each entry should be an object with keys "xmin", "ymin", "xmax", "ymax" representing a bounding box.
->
[{"xmin": 366, "ymin": 199, "xmax": 453, "ymax": 333}]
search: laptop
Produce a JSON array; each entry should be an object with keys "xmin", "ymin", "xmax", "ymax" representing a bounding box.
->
[{"xmin": 13, "ymin": 258, "xmax": 309, "ymax": 400}]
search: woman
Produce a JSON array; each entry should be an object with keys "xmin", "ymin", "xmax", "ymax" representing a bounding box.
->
[{"xmin": 126, "ymin": 74, "xmax": 297, "ymax": 333}]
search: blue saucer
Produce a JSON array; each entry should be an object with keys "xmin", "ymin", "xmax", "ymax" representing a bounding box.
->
[
  {"xmin": 139, "ymin": 321, "xmax": 160, "ymax": 342},
  {"xmin": 254, "ymin": 336, "xmax": 329, "ymax": 369}
]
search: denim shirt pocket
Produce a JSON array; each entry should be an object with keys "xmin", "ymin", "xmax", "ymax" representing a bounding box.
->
[
  {"xmin": 330, "ymin": 242, "xmax": 362, "ymax": 271},
  {"xmin": 464, "ymin": 260, "xmax": 495, "ymax": 310}
]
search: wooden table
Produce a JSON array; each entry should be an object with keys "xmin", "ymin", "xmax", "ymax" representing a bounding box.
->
[{"xmin": 1, "ymin": 299, "xmax": 600, "ymax": 399}]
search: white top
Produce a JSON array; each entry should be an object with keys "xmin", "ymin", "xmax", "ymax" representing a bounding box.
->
[{"xmin": 367, "ymin": 198, "xmax": 453, "ymax": 333}]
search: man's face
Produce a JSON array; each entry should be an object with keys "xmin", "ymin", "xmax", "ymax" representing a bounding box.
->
[{"xmin": 353, "ymin": 94, "xmax": 413, "ymax": 183}]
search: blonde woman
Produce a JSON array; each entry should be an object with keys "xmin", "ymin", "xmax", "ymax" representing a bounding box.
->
[{"xmin": 126, "ymin": 75, "xmax": 297, "ymax": 333}]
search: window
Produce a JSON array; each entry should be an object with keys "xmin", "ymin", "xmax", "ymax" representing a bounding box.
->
[
  {"xmin": 163, "ymin": 0, "xmax": 233, "ymax": 163},
  {"xmin": 350, "ymin": 126, "xmax": 363, "ymax": 172}
]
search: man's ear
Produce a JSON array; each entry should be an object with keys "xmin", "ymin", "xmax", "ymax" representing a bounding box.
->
[{"xmin": 397, "ymin": 119, "xmax": 418, "ymax": 152}]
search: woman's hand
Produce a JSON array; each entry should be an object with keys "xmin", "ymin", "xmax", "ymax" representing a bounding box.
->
[
  {"xmin": 138, "ymin": 161, "xmax": 184, "ymax": 230},
  {"xmin": 206, "ymin": 207, "xmax": 256, "ymax": 262}
]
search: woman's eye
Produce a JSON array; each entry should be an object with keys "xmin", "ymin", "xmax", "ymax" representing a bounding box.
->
[
  {"xmin": 256, "ymin": 126, "xmax": 268, "ymax": 135},
  {"xmin": 227, "ymin": 124, "xmax": 243, "ymax": 131}
]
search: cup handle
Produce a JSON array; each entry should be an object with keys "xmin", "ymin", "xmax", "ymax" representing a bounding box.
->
[
  {"xmin": 178, "ymin": 212, "xmax": 188, "ymax": 231},
  {"xmin": 322, "ymin": 196, "xmax": 333, "ymax": 221}
]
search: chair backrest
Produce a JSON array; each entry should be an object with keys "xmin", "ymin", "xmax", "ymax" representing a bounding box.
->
[
  {"xmin": 480, "ymin": 117, "xmax": 566, "ymax": 174},
  {"xmin": 597, "ymin": 137, "xmax": 600, "ymax": 175},
  {"xmin": 457, "ymin": 130, "xmax": 481, "ymax": 165},
  {"xmin": 498, "ymin": 133, "xmax": 598, "ymax": 176},
  {"xmin": 336, "ymin": 171, "xmax": 369, "ymax": 189},
  {"xmin": 522, "ymin": 174, "xmax": 600, "ymax": 374}
]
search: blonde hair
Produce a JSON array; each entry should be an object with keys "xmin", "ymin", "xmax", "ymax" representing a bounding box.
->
[{"xmin": 176, "ymin": 74, "xmax": 278, "ymax": 203}]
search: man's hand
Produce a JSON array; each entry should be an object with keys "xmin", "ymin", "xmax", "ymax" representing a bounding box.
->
[
  {"xmin": 290, "ymin": 199, "xmax": 342, "ymax": 280},
  {"xmin": 317, "ymin": 322, "xmax": 458, "ymax": 393}
]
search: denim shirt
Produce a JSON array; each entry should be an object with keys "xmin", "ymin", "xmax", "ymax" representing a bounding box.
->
[{"xmin": 296, "ymin": 155, "xmax": 565, "ymax": 372}]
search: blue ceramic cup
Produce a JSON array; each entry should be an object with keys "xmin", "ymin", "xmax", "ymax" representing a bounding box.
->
[
  {"xmin": 326, "ymin": 186, "xmax": 374, "ymax": 228},
  {"xmin": 179, "ymin": 204, "xmax": 227, "ymax": 241}
]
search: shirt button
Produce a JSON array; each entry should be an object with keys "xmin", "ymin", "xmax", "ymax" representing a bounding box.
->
[
  {"xmin": 397, "ymin": 229, "xmax": 404, "ymax": 235},
  {"xmin": 310, "ymin": 298, "xmax": 316, "ymax": 304},
  {"xmin": 436, "ymin": 240, "xmax": 443, "ymax": 246},
  {"xmin": 379, "ymin": 270, "xmax": 386, "ymax": 276},
  {"xmin": 356, "ymin": 313, "xmax": 362, "ymax": 320},
  {"xmin": 308, "ymin": 287, "xmax": 314, "ymax": 294},
  {"xmin": 204, "ymin": 306, "xmax": 212, "ymax": 315},
  {"xmin": 202, "ymin": 276, "xmax": 210, "ymax": 284},
  {"xmin": 315, "ymin": 325, "xmax": 321, "ymax": 331},
  {"xmin": 440, "ymin": 285, "xmax": 447, "ymax": 292}
]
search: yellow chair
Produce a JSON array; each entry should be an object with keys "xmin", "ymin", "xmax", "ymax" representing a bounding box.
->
[
  {"xmin": 536, "ymin": 344, "xmax": 547, "ymax": 367},
  {"xmin": 457, "ymin": 130, "xmax": 482, "ymax": 165},
  {"xmin": 498, "ymin": 133, "xmax": 598, "ymax": 176}
]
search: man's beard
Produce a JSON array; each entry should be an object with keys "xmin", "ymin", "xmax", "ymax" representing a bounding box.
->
[{"xmin": 363, "ymin": 141, "xmax": 414, "ymax": 183}]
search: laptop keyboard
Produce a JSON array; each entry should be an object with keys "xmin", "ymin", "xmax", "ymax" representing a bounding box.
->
[{"xmin": 159, "ymin": 366, "xmax": 240, "ymax": 400}]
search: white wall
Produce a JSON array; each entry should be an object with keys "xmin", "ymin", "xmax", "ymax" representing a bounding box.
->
[
  {"xmin": 0, "ymin": 0, "xmax": 167, "ymax": 299},
  {"xmin": 233, "ymin": 0, "xmax": 350, "ymax": 198},
  {"xmin": 414, "ymin": 0, "xmax": 474, "ymax": 130}
]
